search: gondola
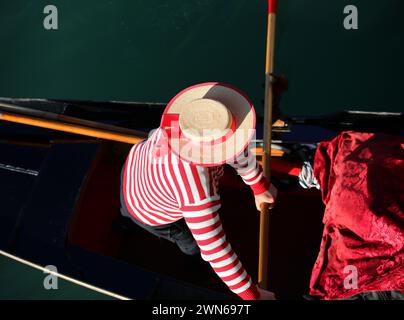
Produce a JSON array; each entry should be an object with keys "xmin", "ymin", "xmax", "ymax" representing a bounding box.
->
[
  {"xmin": 1, "ymin": 0, "xmax": 404, "ymax": 300},
  {"xmin": 1, "ymin": 97, "xmax": 402, "ymax": 300}
]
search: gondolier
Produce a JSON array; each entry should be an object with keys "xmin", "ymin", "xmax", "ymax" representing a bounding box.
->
[{"xmin": 120, "ymin": 83, "xmax": 278, "ymax": 300}]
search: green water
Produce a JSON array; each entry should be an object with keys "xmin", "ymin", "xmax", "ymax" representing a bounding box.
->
[
  {"xmin": 0, "ymin": 255, "xmax": 115, "ymax": 299},
  {"xmin": 0, "ymin": 0, "xmax": 402, "ymax": 116}
]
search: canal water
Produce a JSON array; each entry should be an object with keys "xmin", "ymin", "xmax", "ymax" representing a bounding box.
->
[{"xmin": 0, "ymin": 0, "xmax": 403, "ymax": 116}]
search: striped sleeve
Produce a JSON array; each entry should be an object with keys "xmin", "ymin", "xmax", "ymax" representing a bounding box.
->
[
  {"xmin": 229, "ymin": 150, "xmax": 270, "ymax": 195},
  {"xmin": 178, "ymin": 162, "xmax": 260, "ymax": 300}
]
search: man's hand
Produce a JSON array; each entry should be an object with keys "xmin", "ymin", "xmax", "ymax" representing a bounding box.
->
[
  {"xmin": 254, "ymin": 183, "xmax": 278, "ymax": 211},
  {"xmin": 257, "ymin": 287, "xmax": 277, "ymax": 300}
]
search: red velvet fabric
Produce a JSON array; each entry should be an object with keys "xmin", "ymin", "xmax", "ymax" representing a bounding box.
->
[{"xmin": 309, "ymin": 131, "xmax": 404, "ymax": 299}]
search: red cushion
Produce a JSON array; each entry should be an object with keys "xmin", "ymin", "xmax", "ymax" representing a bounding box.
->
[{"xmin": 310, "ymin": 131, "xmax": 404, "ymax": 299}]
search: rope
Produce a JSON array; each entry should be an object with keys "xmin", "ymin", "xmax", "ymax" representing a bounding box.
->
[{"xmin": 0, "ymin": 249, "xmax": 131, "ymax": 300}]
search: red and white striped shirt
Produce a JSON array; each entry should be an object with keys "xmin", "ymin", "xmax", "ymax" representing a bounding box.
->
[{"xmin": 122, "ymin": 128, "xmax": 270, "ymax": 300}]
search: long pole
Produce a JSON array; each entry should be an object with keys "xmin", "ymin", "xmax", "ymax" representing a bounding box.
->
[{"xmin": 258, "ymin": 0, "xmax": 277, "ymax": 289}]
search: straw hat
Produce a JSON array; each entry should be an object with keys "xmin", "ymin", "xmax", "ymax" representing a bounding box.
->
[{"xmin": 160, "ymin": 82, "xmax": 256, "ymax": 167}]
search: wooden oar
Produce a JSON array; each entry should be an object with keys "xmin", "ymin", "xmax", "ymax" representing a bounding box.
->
[
  {"xmin": 0, "ymin": 102, "xmax": 146, "ymax": 144},
  {"xmin": 0, "ymin": 103, "xmax": 287, "ymax": 161},
  {"xmin": 258, "ymin": 0, "xmax": 278, "ymax": 289}
]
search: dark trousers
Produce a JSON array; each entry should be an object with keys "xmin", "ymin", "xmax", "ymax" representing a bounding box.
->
[{"xmin": 120, "ymin": 166, "xmax": 199, "ymax": 256}]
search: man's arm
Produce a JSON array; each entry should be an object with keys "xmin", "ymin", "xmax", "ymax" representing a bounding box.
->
[
  {"xmin": 182, "ymin": 201, "xmax": 260, "ymax": 300},
  {"xmin": 229, "ymin": 151, "xmax": 277, "ymax": 208},
  {"xmin": 176, "ymin": 161, "xmax": 260, "ymax": 299}
]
